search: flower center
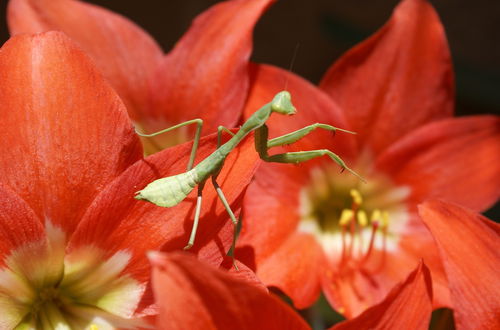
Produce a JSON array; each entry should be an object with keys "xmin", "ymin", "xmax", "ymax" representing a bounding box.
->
[
  {"xmin": 0, "ymin": 224, "xmax": 145, "ymax": 329},
  {"xmin": 299, "ymin": 164, "xmax": 410, "ymax": 267}
]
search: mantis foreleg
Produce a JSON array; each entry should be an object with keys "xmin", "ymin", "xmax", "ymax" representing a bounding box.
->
[
  {"xmin": 256, "ymin": 124, "xmax": 365, "ymax": 181},
  {"xmin": 135, "ymin": 119, "xmax": 203, "ymax": 170},
  {"xmin": 267, "ymin": 123, "xmax": 355, "ymax": 148}
]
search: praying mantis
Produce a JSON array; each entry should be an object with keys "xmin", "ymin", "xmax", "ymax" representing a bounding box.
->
[{"xmin": 135, "ymin": 91, "xmax": 363, "ymax": 250}]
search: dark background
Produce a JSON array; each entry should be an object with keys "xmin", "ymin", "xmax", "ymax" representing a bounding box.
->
[{"xmin": 1, "ymin": 0, "xmax": 498, "ymax": 218}]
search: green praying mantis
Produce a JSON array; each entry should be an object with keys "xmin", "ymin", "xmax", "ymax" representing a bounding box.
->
[{"xmin": 135, "ymin": 91, "xmax": 363, "ymax": 250}]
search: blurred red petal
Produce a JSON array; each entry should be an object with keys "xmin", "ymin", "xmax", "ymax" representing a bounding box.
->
[
  {"xmin": 0, "ymin": 32, "xmax": 142, "ymax": 236},
  {"xmin": 320, "ymin": 0, "xmax": 453, "ymax": 155},
  {"xmin": 8, "ymin": 0, "xmax": 164, "ymax": 120},
  {"xmin": 419, "ymin": 200, "xmax": 500, "ymax": 330},
  {"xmin": 245, "ymin": 63, "xmax": 356, "ymax": 158},
  {"xmin": 149, "ymin": 251, "xmax": 309, "ymax": 330},
  {"xmin": 377, "ymin": 116, "xmax": 500, "ymax": 212},
  {"xmin": 150, "ymin": 0, "xmax": 274, "ymax": 133},
  {"xmin": 331, "ymin": 261, "xmax": 433, "ymax": 330}
]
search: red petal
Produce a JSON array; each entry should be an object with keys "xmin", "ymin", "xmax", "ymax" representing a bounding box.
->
[
  {"xmin": 331, "ymin": 261, "xmax": 433, "ymax": 330},
  {"xmin": 238, "ymin": 162, "xmax": 310, "ymax": 261},
  {"xmin": 220, "ymin": 256, "xmax": 268, "ymax": 292},
  {"xmin": 0, "ymin": 183, "xmax": 45, "ymax": 266},
  {"xmin": 419, "ymin": 200, "xmax": 500, "ymax": 330},
  {"xmin": 245, "ymin": 63, "xmax": 357, "ymax": 158},
  {"xmin": 8, "ymin": 0, "xmax": 164, "ymax": 120},
  {"xmin": 377, "ymin": 116, "xmax": 500, "ymax": 212},
  {"xmin": 69, "ymin": 132, "xmax": 259, "ymax": 284},
  {"xmin": 320, "ymin": 0, "xmax": 454, "ymax": 155},
  {"xmin": 149, "ymin": 251, "xmax": 309, "ymax": 330},
  {"xmin": 0, "ymin": 32, "xmax": 142, "ymax": 236},
  {"xmin": 149, "ymin": 0, "xmax": 274, "ymax": 133}
]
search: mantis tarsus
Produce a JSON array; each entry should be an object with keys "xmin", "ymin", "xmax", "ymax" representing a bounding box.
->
[{"xmin": 135, "ymin": 91, "xmax": 363, "ymax": 250}]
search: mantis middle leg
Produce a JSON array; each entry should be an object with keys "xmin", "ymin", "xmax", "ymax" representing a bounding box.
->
[
  {"xmin": 135, "ymin": 119, "xmax": 203, "ymax": 170},
  {"xmin": 212, "ymin": 125, "xmax": 238, "ymax": 225},
  {"xmin": 184, "ymin": 126, "xmax": 238, "ymax": 250}
]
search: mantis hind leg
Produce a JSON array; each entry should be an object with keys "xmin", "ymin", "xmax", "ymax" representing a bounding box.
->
[
  {"xmin": 184, "ymin": 183, "xmax": 206, "ymax": 250},
  {"xmin": 135, "ymin": 119, "xmax": 203, "ymax": 170}
]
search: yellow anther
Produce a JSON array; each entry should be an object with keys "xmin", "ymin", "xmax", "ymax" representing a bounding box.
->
[
  {"xmin": 357, "ymin": 210, "xmax": 368, "ymax": 227},
  {"xmin": 339, "ymin": 209, "xmax": 354, "ymax": 226},
  {"xmin": 350, "ymin": 189, "xmax": 363, "ymax": 205},
  {"xmin": 381, "ymin": 211, "xmax": 389, "ymax": 229},
  {"xmin": 370, "ymin": 209, "xmax": 381, "ymax": 223},
  {"xmin": 90, "ymin": 325, "xmax": 99, "ymax": 330}
]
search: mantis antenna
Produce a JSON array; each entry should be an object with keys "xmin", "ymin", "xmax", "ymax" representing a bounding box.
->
[
  {"xmin": 283, "ymin": 43, "xmax": 300, "ymax": 92},
  {"xmin": 135, "ymin": 91, "xmax": 364, "ymax": 251}
]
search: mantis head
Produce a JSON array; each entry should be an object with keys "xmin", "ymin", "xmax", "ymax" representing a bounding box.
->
[{"xmin": 271, "ymin": 91, "xmax": 296, "ymax": 115}]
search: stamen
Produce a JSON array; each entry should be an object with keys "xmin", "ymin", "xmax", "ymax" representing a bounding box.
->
[
  {"xmin": 350, "ymin": 189, "xmax": 363, "ymax": 206},
  {"xmin": 357, "ymin": 210, "xmax": 368, "ymax": 227},
  {"xmin": 362, "ymin": 218, "xmax": 379, "ymax": 263},
  {"xmin": 339, "ymin": 209, "xmax": 354, "ymax": 226},
  {"xmin": 339, "ymin": 209, "xmax": 353, "ymax": 262},
  {"xmin": 357, "ymin": 210, "xmax": 368, "ymax": 256},
  {"xmin": 371, "ymin": 209, "xmax": 381, "ymax": 223}
]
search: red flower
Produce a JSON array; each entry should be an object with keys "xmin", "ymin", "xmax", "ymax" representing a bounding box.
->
[
  {"xmin": 419, "ymin": 200, "xmax": 500, "ymax": 330},
  {"xmin": 8, "ymin": 0, "xmax": 274, "ymax": 152},
  {"xmin": 0, "ymin": 32, "xmax": 258, "ymax": 327},
  {"xmin": 149, "ymin": 251, "xmax": 309, "ymax": 330},
  {"xmin": 236, "ymin": 0, "xmax": 500, "ymax": 318}
]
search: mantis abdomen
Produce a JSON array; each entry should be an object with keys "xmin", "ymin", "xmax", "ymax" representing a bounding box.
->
[{"xmin": 135, "ymin": 169, "xmax": 200, "ymax": 207}]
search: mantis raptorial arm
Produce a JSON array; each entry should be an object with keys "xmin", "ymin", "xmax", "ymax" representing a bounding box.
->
[
  {"xmin": 256, "ymin": 124, "xmax": 365, "ymax": 182},
  {"xmin": 135, "ymin": 119, "xmax": 203, "ymax": 171},
  {"xmin": 267, "ymin": 123, "xmax": 355, "ymax": 148}
]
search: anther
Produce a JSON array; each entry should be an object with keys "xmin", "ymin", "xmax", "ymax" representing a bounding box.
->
[
  {"xmin": 350, "ymin": 189, "xmax": 363, "ymax": 206},
  {"xmin": 339, "ymin": 209, "xmax": 354, "ymax": 226},
  {"xmin": 357, "ymin": 210, "xmax": 368, "ymax": 227}
]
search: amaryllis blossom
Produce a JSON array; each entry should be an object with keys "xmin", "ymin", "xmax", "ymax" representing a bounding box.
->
[
  {"xmin": 419, "ymin": 200, "xmax": 500, "ymax": 330},
  {"xmin": 149, "ymin": 251, "xmax": 309, "ymax": 330},
  {"xmin": 8, "ymin": 0, "xmax": 274, "ymax": 153},
  {"xmin": 0, "ymin": 31, "xmax": 259, "ymax": 328},
  {"xmin": 235, "ymin": 0, "xmax": 500, "ymax": 318}
]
